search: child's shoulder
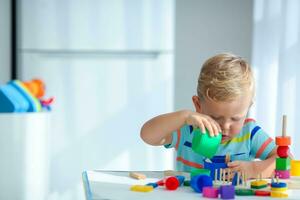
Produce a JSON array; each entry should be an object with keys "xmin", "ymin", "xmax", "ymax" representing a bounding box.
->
[{"xmin": 243, "ymin": 118, "xmax": 259, "ymax": 128}]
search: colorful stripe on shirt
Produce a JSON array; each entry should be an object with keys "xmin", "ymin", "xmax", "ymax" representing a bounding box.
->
[
  {"xmin": 256, "ymin": 137, "xmax": 273, "ymax": 158},
  {"xmin": 176, "ymin": 156, "xmax": 203, "ymax": 169}
]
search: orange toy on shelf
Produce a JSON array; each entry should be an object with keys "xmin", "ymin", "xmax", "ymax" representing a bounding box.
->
[{"xmin": 23, "ymin": 79, "xmax": 45, "ymax": 98}]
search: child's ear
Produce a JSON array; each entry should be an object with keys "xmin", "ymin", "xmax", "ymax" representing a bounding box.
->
[{"xmin": 192, "ymin": 95, "xmax": 202, "ymax": 112}]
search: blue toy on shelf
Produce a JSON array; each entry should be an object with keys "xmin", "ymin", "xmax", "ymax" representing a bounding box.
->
[{"xmin": 0, "ymin": 79, "xmax": 46, "ymax": 113}]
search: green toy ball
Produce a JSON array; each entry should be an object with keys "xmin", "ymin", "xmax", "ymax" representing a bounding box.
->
[{"xmin": 192, "ymin": 128, "xmax": 222, "ymax": 158}]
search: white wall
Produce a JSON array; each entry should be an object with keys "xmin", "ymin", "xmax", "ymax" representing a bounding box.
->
[
  {"xmin": 0, "ymin": 0, "xmax": 11, "ymax": 84},
  {"xmin": 175, "ymin": 0, "xmax": 253, "ymax": 109}
]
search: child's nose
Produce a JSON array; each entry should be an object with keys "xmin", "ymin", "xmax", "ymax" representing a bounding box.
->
[{"xmin": 221, "ymin": 122, "xmax": 231, "ymax": 133}]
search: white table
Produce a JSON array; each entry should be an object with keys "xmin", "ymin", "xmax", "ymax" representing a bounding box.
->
[{"xmin": 82, "ymin": 170, "xmax": 300, "ymax": 200}]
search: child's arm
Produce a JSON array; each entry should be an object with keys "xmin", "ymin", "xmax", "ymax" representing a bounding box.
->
[
  {"xmin": 140, "ymin": 110, "xmax": 221, "ymax": 146},
  {"xmin": 228, "ymin": 148, "xmax": 277, "ymax": 178}
]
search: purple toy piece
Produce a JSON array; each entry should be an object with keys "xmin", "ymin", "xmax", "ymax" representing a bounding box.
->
[
  {"xmin": 275, "ymin": 169, "xmax": 290, "ymax": 179},
  {"xmin": 220, "ymin": 185, "xmax": 235, "ymax": 199},
  {"xmin": 203, "ymin": 187, "xmax": 219, "ymax": 198}
]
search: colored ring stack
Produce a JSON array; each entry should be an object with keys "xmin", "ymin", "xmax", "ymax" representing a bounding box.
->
[{"xmin": 275, "ymin": 115, "xmax": 291, "ymax": 179}]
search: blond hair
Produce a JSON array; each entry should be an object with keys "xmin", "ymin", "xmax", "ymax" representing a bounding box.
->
[{"xmin": 197, "ymin": 53, "xmax": 254, "ymax": 102}]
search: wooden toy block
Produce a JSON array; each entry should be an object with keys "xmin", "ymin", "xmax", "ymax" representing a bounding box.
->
[
  {"xmin": 255, "ymin": 190, "xmax": 270, "ymax": 196},
  {"xmin": 191, "ymin": 168, "xmax": 210, "ymax": 177},
  {"xmin": 277, "ymin": 146, "xmax": 289, "ymax": 158},
  {"xmin": 130, "ymin": 185, "xmax": 153, "ymax": 192},
  {"xmin": 220, "ymin": 185, "xmax": 235, "ymax": 199},
  {"xmin": 291, "ymin": 160, "xmax": 300, "ymax": 176},
  {"xmin": 235, "ymin": 188, "xmax": 255, "ymax": 196},
  {"xmin": 276, "ymin": 136, "xmax": 291, "ymax": 146},
  {"xmin": 270, "ymin": 191, "xmax": 288, "ymax": 198},
  {"xmin": 250, "ymin": 180, "xmax": 268, "ymax": 189},
  {"xmin": 192, "ymin": 128, "xmax": 222, "ymax": 158},
  {"xmin": 276, "ymin": 157, "xmax": 291, "ymax": 170},
  {"xmin": 203, "ymin": 187, "xmax": 219, "ymax": 198},
  {"xmin": 163, "ymin": 170, "xmax": 185, "ymax": 177},
  {"xmin": 204, "ymin": 160, "xmax": 227, "ymax": 180},
  {"xmin": 129, "ymin": 172, "xmax": 146, "ymax": 180},
  {"xmin": 271, "ymin": 187, "xmax": 287, "ymax": 192},
  {"xmin": 164, "ymin": 170, "xmax": 177, "ymax": 177},
  {"xmin": 191, "ymin": 175, "xmax": 213, "ymax": 193},
  {"xmin": 165, "ymin": 176, "xmax": 179, "ymax": 190},
  {"xmin": 271, "ymin": 182, "xmax": 287, "ymax": 188},
  {"xmin": 275, "ymin": 170, "xmax": 290, "ymax": 179}
]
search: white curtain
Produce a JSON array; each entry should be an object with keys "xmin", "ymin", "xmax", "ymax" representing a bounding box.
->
[{"xmin": 250, "ymin": 0, "xmax": 300, "ymax": 159}]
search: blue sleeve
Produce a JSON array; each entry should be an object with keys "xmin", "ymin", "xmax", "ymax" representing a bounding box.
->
[
  {"xmin": 249, "ymin": 122, "xmax": 276, "ymax": 160},
  {"xmin": 164, "ymin": 124, "xmax": 191, "ymax": 150}
]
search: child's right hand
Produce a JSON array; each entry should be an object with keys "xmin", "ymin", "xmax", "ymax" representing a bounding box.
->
[{"xmin": 185, "ymin": 111, "xmax": 221, "ymax": 137}]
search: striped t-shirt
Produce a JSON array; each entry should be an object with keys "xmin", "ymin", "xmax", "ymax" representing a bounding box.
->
[{"xmin": 165, "ymin": 118, "xmax": 276, "ymax": 172}]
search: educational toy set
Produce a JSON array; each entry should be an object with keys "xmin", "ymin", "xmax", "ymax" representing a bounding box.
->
[{"xmin": 130, "ymin": 115, "xmax": 300, "ymax": 198}]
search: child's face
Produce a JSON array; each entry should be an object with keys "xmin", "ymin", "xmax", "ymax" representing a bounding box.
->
[{"xmin": 193, "ymin": 94, "xmax": 252, "ymax": 142}]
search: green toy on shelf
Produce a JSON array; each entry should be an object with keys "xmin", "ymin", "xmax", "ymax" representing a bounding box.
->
[{"xmin": 192, "ymin": 128, "xmax": 221, "ymax": 158}]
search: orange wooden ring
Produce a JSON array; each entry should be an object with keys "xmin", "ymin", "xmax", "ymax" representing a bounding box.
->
[{"xmin": 275, "ymin": 136, "xmax": 291, "ymax": 146}]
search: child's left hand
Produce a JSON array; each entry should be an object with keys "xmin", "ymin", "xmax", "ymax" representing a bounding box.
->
[{"xmin": 227, "ymin": 161, "xmax": 256, "ymax": 178}]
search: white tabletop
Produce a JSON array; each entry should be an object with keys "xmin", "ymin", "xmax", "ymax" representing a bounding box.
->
[{"xmin": 82, "ymin": 170, "xmax": 300, "ymax": 200}]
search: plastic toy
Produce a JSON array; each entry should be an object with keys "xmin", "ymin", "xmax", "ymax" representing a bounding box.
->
[
  {"xmin": 192, "ymin": 128, "xmax": 222, "ymax": 158},
  {"xmin": 219, "ymin": 185, "xmax": 235, "ymax": 199},
  {"xmin": 130, "ymin": 185, "xmax": 153, "ymax": 192},
  {"xmin": 190, "ymin": 175, "xmax": 213, "ymax": 193},
  {"xmin": 0, "ymin": 79, "xmax": 52, "ymax": 113},
  {"xmin": 202, "ymin": 187, "xmax": 219, "ymax": 198},
  {"xmin": 165, "ymin": 177, "xmax": 179, "ymax": 190},
  {"xmin": 164, "ymin": 175, "xmax": 185, "ymax": 190},
  {"xmin": 22, "ymin": 79, "xmax": 45, "ymax": 98}
]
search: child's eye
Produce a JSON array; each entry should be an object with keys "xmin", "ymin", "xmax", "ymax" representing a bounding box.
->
[
  {"xmin": 211, "ymin": 116, "xmax": 221, "ymax": 120},
  {"xmin": 232, "ymin": 118, "xmax": 241, "ymax": 121}
]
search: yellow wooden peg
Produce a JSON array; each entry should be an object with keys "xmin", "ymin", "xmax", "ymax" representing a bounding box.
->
[
  {"xmin": 270, "ymin": 191, "xmax": 288, "ymax": 198},
  {"xmin": 130, "ymin": 185, "xmax": 153, "ymax": 192}
]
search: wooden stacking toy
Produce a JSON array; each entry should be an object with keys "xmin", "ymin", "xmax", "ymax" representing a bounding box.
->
[
  {"xmin": 270, "ymin": 177, "xmax": 288, "ymax": 197},
  {"xmin": 192, "ymin": 128, "xmax": 222, "ymax": 158},
  {"xmin": 275, "ymin": 115, "xmax": 291, "ymax": 179},
  {"xmin": 250, "ymin": 174, "xmax": 268, "ymax": 189}
]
